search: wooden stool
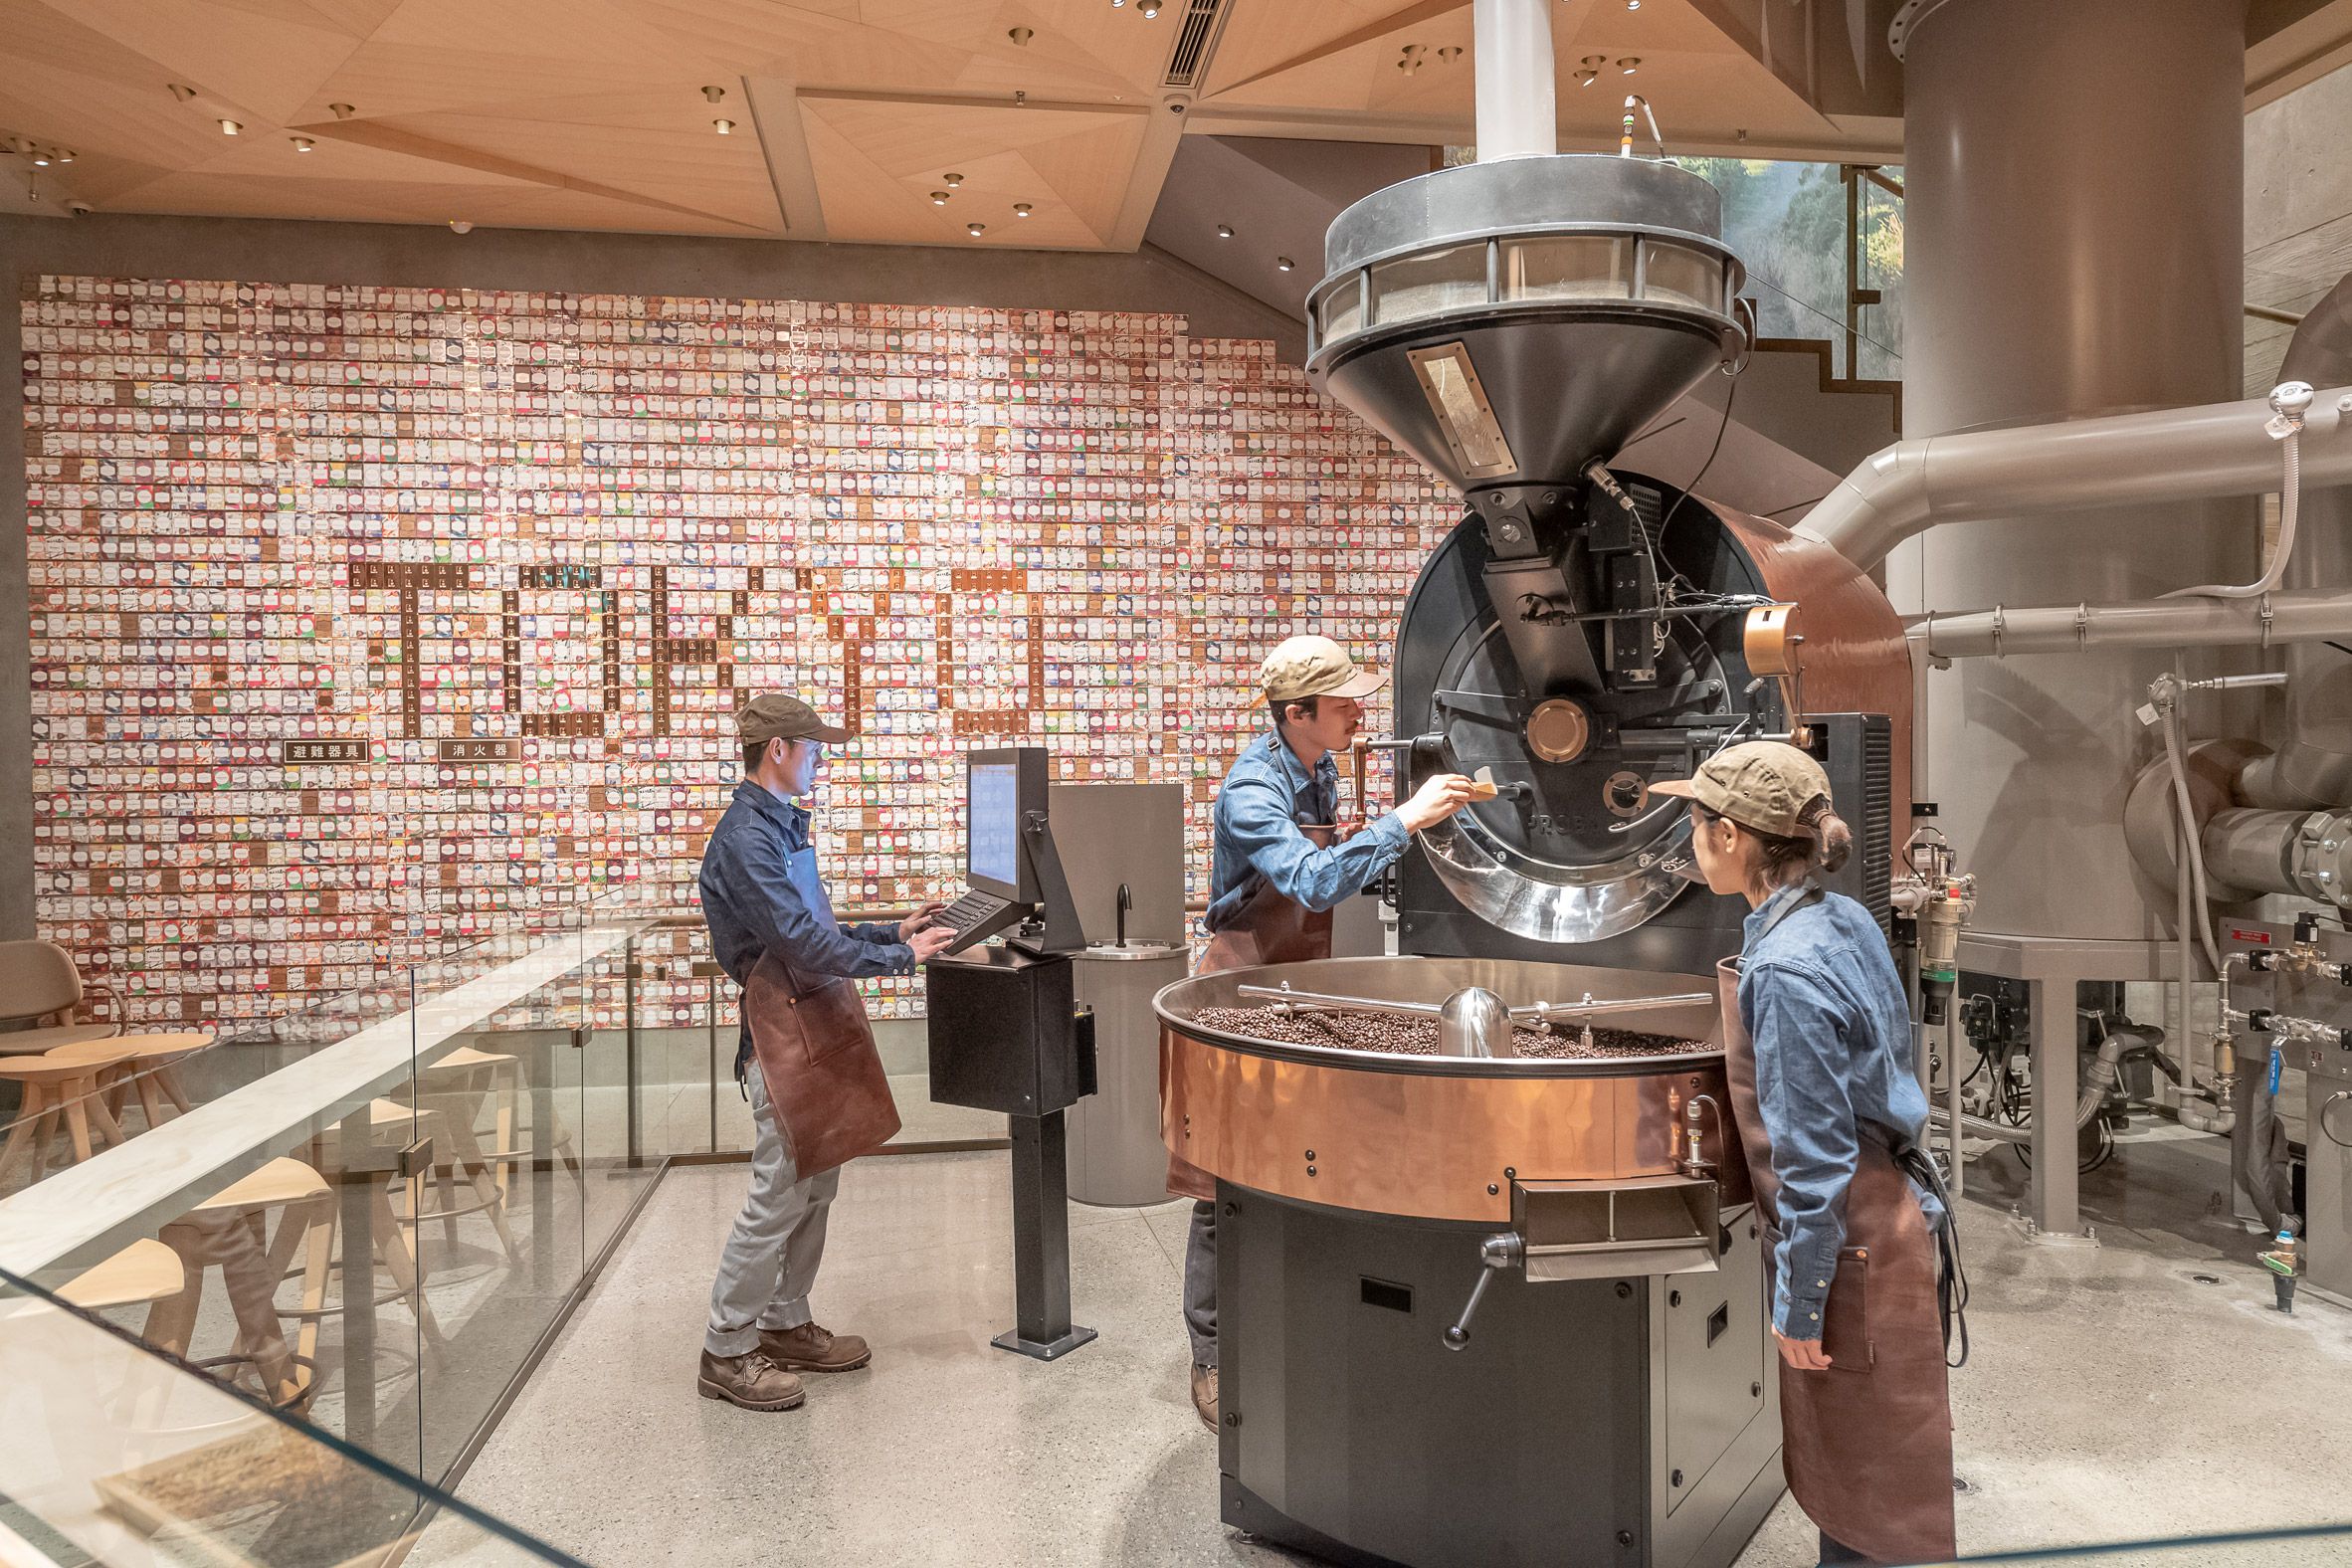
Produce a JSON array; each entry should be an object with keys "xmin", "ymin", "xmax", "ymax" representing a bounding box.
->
[
  {"xmin": 0, "ymin": 1022, "xmax": 118, "ymax": 1059},
  {"xmin": 0, "ymin": 1048, "xmax": 134, "ymax": 1185},
  {"xmin": 418, "ymin": 1047, "xmax": 523, "ymax": 1256},
  {"xmin": 58, "ymin": 1238, "xmax": 185, "ymax": 1312},
  {"xmin": 49, "ymin": 1032, "xmax": 209, "ymax": 1135},
  {"xmin": 146, "ymin": 1158, "xmax": 335, "ymax": 1412},
  {"xmin": 302, "ymin": 1099, "xmax": 449, "ymax": 1348},
  {"xmin": 372, "ymin": 1090, "xmax": 523, "ymax": 1275}
]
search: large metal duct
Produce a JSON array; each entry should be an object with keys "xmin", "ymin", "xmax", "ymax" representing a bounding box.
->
[
  {"xmin": 2243, "ymin": 274, "xmax": 2352, "ymax": 811},
  {"xmin": 1799, "ymin": 387, "xmax": 2352, "ymax": 573},
  {"xmin": 1886, "ymin": 0, "xmax": 2253, "ymax": 939}
]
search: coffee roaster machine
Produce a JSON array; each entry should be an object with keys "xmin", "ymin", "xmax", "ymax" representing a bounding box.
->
[{"xmin": 1151, "ymin": 9, "xmax": 1910, "ymax": 1564}]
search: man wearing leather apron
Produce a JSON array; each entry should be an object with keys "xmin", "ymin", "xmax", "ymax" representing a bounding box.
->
[
  {"xmin": 1653, "ymin": 742, "xmax": 1959, "ymax": 1566},
  {"xmin": 1175, "ymin": 635, "xmax": 1476, "ymax": 1430},
  {"xmin": 695, "ymin": 693, "xmax": 955, "ymax": 1413}
]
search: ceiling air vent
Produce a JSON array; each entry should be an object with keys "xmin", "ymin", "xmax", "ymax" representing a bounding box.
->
[{"xmin": 1161, "ymin": 0, "xmax": 1232, "ymax": 90}]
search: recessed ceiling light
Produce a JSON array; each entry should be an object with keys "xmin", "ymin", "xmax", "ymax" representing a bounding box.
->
[
  {"xmin": 944, "ymin": 172, "xmax": 964, "ymax": 187},
  {"xmin": 1013, "ymin": 202, "xmax": 1033, "ymax": 217},
  {"xmin": 1620, "ymin": 57, "xmax": 1640, "ymax": 74},
  {"xmin": 167, "ymin": 84, "xmax": 196, "ymax": 101},
  {"xmin": 450, "ymin": 220, "xmax": 473, "ymax": 234},
  {"xmin": 702, "ymin": 86, "xmax": 726, "ymax": 102},
  {"xmin": 1628, "ymin": 0, "xmax": 1641, "ymax": 9},
  {"xmin": 291, "ymin": 136, "xmax": 314, "ymax": 152},
  {"xmin": 931, "ymin": 190, "xmax": 951, "ymax": 205},
  {"xmin": 1009, "ymin": 26, "xmax": 1033, "ymax": 45},
  {"xmin": 713, "ymin": 117, "xmax": 734, "ymax": 134},
  {"xmin": 1275, "ymin": 256, "xmax": 1294, "ymax": 272},
  {"xmin": 219, "ymin": 118, "xmax": 241, "ymax": 134},
  {"xmin": 328, "ymin": 102, "xmax": 355, "ymax": 119},
  {"xmin": 1138, "ymin": 0, "xmax": 1161, "ymax": 14},
  {"xmin": 57, "ymin": 149, "xmax": 74, "ymax": 163},
  {"xmin": 1217, "ymin": 224, "xmax": 1234, "ymax": 239},
  {"xmin": 1439, "ymin": 46, "xmax": 1462, "ymax": 62},
  {"xmin": 1577, "ymin": 71, "xmax": 1598, "ymax": 86},
  {"xmin": 967, "ymin": 221, "xmax": 986, "ymax": 237}
]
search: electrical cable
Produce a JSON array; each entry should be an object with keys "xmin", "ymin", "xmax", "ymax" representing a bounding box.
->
[
  {"xmin": 2164, "ymin": 422, "xmax": 2300, "ymax": 600},
  {"xmin": 2160, "ymin": 697, "xmax": 2228, "ymax": 977},
  {"xmin": 1656, "ymin": 375, "xmax": 1739, "ymax": 579}
]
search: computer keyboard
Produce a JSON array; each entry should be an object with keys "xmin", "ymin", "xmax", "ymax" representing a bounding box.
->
[{"xmin": 934, "ymin": 888, "xmax": 1021, "ymax": 955}]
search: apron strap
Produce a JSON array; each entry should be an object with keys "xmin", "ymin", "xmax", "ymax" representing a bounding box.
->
[{"xmin": 1865, "ymin": 1123, "xmax": 1972, "ymax": 1370}]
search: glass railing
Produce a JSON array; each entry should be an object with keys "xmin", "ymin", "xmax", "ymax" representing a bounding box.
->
[
  {"xmin": 0, "ymin": 1261, "xmax": 582, "ymax": 1567},
  {"xmin": 0, "ymin": 897, "xmax": 1002, "ymax": 1496},
  {"xmin": 1952, "ymin": 1528, "xmax": 2352, "ymax": 1563}
]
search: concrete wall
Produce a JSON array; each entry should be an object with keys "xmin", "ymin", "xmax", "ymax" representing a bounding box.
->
[
  {"xmin": 0, "ymin": 212, "xmax": 1305, "ymax": 940},
  {"xmin": 2247, "ymin": 62, "xmax": 2352, "ymax": 393}
]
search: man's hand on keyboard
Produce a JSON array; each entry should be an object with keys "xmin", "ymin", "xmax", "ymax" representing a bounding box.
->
[
  {"xmin": 898, "ymin": 901, "xmax": 946, "ymax": 940},
  {"xmin": 909, "ymin": 924, "xmax": 956, "ymax": 963}
]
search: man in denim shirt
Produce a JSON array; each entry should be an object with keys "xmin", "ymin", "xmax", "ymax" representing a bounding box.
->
[
  {"xmin": 1177, "ymin": 636, "xmax": 1475, "ymax": 1428},
  {"xmin": 695, "ymin": 693, "xmax": 953, "ymax": 1413}
]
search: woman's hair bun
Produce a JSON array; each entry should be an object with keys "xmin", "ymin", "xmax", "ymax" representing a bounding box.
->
[{"xmin": 1796, "ymin": 793, "xmax": 1854, "ymax": 875}]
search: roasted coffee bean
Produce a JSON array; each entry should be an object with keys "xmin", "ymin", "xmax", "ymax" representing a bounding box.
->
[{"xmin": 1192, "ymin": 1006, "xmax": 1704, "ymax": 1060}]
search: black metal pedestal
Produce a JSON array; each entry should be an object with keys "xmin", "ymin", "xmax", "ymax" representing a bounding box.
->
[{"xmin": 992, "ymin": 1108, "xmax": 1097, "ymax": 1360}]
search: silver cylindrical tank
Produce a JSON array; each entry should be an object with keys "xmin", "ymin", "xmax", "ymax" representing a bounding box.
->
[{"xmin": 1889, "ymin": 0, "xmax": 2254, "ymax": 938}]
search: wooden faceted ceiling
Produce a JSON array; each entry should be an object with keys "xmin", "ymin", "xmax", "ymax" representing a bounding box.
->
[{"xmin": 3, "ymin": 0, "xmax": 2349, "ymax": 246}]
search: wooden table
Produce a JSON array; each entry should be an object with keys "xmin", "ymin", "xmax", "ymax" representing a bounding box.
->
[{"xmin": 48, "ymin": 1033, "xmax": 212, "ymax": 1133}]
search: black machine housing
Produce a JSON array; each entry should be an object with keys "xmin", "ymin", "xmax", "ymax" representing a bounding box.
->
[{"xmin": 1392, "ymin": 476, "xmax": 1891, "ymax": 974}]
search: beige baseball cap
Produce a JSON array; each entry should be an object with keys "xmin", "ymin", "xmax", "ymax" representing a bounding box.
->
[
  {"xmin": 1261, "ymin": 635, "xmax": 1387, "ymax": 704},
  {"xmin": 735, "ymin": 692, "xmax": 850, "ymax": 747},
  {"xmin": 1648, "ymin": 740, "xmax": 1832, "ymax": 839}
]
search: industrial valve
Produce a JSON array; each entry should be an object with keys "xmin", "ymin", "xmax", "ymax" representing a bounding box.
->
[{"xmin": 1892, "ymin": 826, "xmax": 1977, "ymax": 1026}]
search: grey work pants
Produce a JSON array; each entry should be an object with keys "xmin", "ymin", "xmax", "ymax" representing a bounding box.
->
[
  {"xmin": 705, "ymin": 1070, "xmax": 839, "ymax": 1358},
  {"xmin": 1184, "ymin": 1198, "xmax": 1217, "ymax": 1368}
]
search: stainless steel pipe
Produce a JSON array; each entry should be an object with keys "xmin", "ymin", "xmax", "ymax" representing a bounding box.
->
[
  {"xmin": 1795, "ymin": 387, "xmax": 2352, "ymax": 575},
  {"xmin": 1910, "ymin": 590, "xmax": 2352, "ymax": 661},
  {"xmin": 1471, "ymin": 0, "xmax": 1556, "ymax": 162}
]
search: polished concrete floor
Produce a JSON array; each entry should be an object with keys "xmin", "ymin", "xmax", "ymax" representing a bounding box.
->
[{"xmin": 429, "ymin": 1128, "xmax": 2352, "ymax": 1567}]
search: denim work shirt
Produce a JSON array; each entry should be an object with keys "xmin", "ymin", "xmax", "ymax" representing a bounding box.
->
[
  {"xmin": 1203, "ymin": 731, "xmax": 1409, "ymax": 930},
  {"xmin": 698, "ymin": 781, "xmax": 912, "ymax": 1070},
  {"xmin": 1737, "ymin": 882, "xmax": 1938, "ymax": 1340}
]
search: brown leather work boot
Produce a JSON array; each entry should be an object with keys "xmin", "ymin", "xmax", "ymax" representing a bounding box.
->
[
  {"xmin": 1191, "ymin": 1364, "xmax": 1219, "ymax": 1431},
  {"xmin": 696, "ymin": 1348, "xmax": 805, "ymax": 1412},
  {"xmin": 760, "ymin": 1321, "xmax": 872, "ymax": 1373}
]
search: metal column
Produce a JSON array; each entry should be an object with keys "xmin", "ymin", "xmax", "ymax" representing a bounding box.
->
[
  {"xmin": 2024, "ymin": 977, "xmax": 2082, "ymax": 1239},
  {"xmin": 994, "ymin": 1110, "xmax": 1097, "ymax": 1361},
  {"xmin": 1893, "ymin": 0, "xmax": 2254, "ymax": 940}
]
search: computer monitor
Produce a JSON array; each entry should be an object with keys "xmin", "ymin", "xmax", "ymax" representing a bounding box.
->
[{"xmin": 966, "ymin": 747, "xmax": 1048, "ymax": 902}]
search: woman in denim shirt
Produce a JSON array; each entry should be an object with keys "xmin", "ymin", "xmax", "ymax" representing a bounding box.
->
[{"xmin": 1655, "ymin": 741, "xmax": 1955, "ymax": 1568}]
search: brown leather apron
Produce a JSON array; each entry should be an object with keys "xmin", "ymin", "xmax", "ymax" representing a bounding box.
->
[
  {"xmin": 1717, "ymin": 950, "xmax": 1956, "ymax": 1567},
  {"xmin": 742, "ymin": 952, "xmax": 901, "ymax": 1181},
  {"xmin": 1165, "ymin": 822, "xmax": 1337, "ymax": 1200}
]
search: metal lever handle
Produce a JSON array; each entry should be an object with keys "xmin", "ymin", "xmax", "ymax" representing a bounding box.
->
[{"xmin": 1443, "ymin": 1232, "xmax": 1523, "ymax": 1351}]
